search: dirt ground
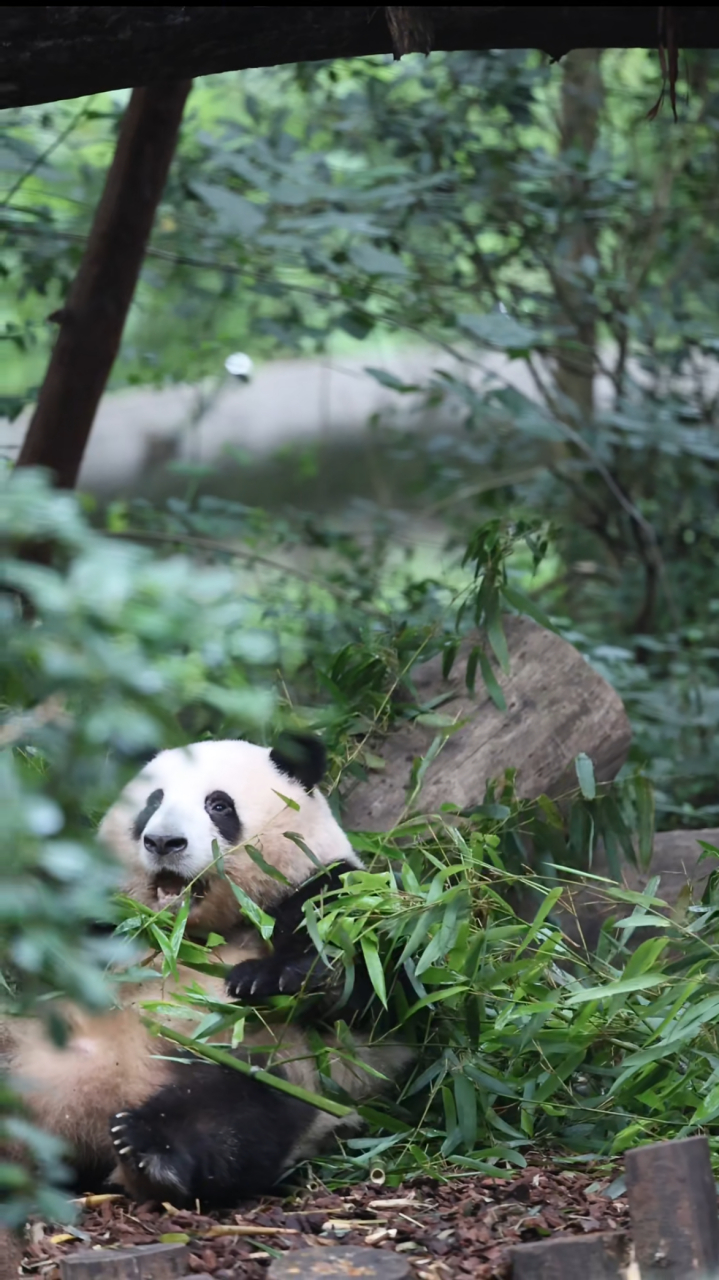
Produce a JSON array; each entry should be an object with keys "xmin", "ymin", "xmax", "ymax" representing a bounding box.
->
[{"xmin": 17, "ymin": 1165, "xmax": 630, "ymax": 1280}]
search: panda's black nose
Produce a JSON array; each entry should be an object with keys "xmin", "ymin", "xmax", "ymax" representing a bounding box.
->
[{"xmin": 144, "ymin": 834, "xmax": 188, "ymax": 858}]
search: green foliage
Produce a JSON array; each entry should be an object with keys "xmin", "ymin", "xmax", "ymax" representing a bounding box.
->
[
  {"xmin": 0, "ymin": 467, "xmax": 282, "ymax": 1226},
  {"xmin": 5, "ymin": 49, "xmax": 719, "ymax": 820},
  {"xmin": 110, "ymin": 808, "xmax": 719, "ymax": 1190},
  {"xmin": 332, "ymin": 822, "xmax": 719, "ymax": 1181}
]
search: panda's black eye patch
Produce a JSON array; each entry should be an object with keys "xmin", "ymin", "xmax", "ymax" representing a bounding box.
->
[
  {"xmin": 131, "ymin": 789, "xmax": 164, "ymax": 841},
  {"xmin": 204, "ymin": 790, "xmax": 241, "ymax": 845}
]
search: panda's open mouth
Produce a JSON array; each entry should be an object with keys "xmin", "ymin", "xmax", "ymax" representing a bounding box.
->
[{"xmin": 152, "ymin": 870, "xmax": 207, "ymax": 910}]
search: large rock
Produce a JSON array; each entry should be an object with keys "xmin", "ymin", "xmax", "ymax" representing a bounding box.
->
[
  {"xmin": 341, "ymin": 616, "xmax": 632, "ymax": 831},
  {"xmin": 563, "ymin": 828, "xmax": 719, "ymax": 949}
]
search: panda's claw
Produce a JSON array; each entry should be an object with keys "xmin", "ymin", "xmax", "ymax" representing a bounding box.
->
[
  {"xmin": 226, "ymin": 957, "xmax": 312, "ymax": 1002},
  {"xmin": 226, "ymin": 959, "xmax": 265, "ymax": 1001},
  {"xmin": 106, "ymin": 1100, "xmax": 227, "ymax": 1206}
]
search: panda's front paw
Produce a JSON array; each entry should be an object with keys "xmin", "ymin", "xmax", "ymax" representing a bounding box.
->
[
  {"xmin": 226, "ymin": 954, "xmax": 327, "ymax": 1001},
  {"xmin": 111, "ymin": 1109, "xmax": 194, "ymax": 1204}
]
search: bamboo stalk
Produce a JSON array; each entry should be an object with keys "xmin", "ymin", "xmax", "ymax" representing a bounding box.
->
[{"xmin": 141, "ymin": 1019, "xmax": 353, "ymax": 1119}]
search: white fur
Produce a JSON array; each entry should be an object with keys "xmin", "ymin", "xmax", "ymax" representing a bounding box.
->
[{"xmin": 99, "ymin": 739, "xmax": 360, "ymax": 906}]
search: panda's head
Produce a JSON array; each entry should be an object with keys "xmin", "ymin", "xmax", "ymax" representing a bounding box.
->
[{"xmin": 99, "ymin": 735, "xmax": 358, "ymax": 935}]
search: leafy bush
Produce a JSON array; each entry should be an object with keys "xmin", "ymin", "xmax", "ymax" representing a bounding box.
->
[{"xmin": 1, "ymin": 467, "xmax": 279, "ymax": 1226}]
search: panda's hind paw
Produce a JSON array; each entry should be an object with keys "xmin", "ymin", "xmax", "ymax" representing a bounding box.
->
[{"xmin": 110, "ymin": 1109, "xmax": 193, "ymax": 1203}]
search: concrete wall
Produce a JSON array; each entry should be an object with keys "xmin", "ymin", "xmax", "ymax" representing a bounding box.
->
[
  {"xmin": 3, "ymin": 342, "xmax": 708, "ymax": 498},
  {"xmin": 0, "ymin": 346, "xmax": 551, "ymax": 495}
]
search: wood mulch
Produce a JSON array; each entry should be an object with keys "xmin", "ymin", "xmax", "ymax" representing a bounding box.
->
[{"xmin": 17, "ymin": 1165, "xmax": 629, "ymax": 1279}]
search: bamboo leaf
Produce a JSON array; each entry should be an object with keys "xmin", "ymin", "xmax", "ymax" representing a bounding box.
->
[
  {"xmin": 442, "ymin": 639, "xmax": 460, "ymax": 678},
  {"xmin": 501, "ymin": 583, "xmax": 554, "ymax": 630},
  {"xmin": 149, "ymin": 923, "xmax": 178, "ymax": 978},
  {"xmin": 574, "ymin": 753, "xmax": 596, "ymax": 801},
  {"xmin": 565, "ymin": 973, "xmax": 665, "ymax": 1005},
  {"xmin": 168, "ymin": 894, "xmax": 191, "ymax": 959},
  {"xmin": 360, "ymin": 934, "xmax": 387, "ymax": 1008},
  {"xmin": 634, "ymin": 776, "xmax": 655, "ymax": 870},
  {"xmin": 244, "ymin": 843, "xmax": 291, "ymax": 886},
  {"xmin": 283, "ymin": 830, "xmax": 325, "ymax": 869},
  {"xmin": 230, "ymin": 882, "xmax": 275, "ymax": 941},
  {"xmin": 485, "ymin": 596, "xmax": 510, "ymax": 674},
  {"xmin": 273, "ymin": 790, "xmax": 300, "ymax": 811},
  {"xmin": 478, "ymin": 649, "xmax": 507, "ymax": 710},
  {"xmin": 454, "ymin": 1072, "xmax": 478, "ymax": 1149}
]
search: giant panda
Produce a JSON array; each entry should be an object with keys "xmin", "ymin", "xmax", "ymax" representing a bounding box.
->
[{"xmin": 6, "ymin": 735, "xmax": 411, "ymax": 1208}]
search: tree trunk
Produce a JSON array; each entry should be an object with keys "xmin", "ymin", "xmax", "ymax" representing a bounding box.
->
[
  {"xmin": 554, "ymin": 49, "xmax": 604, "ymax": 425},
  {"xmin": 16, "ymin": 81, "xmax": 191, "ymax": 489}
]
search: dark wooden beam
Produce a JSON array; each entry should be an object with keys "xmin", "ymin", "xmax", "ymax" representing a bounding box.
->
[{"xmin": 3, "ymin": 7, "xmax": 719, "ymax": 112}]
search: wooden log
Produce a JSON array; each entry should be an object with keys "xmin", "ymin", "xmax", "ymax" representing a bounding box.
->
[
  {"xmin": 268, "ymin": 1246, "xmax": 411, "ymax": 1279},
  {"xmin": 60, "ymin": 1243, "xmax": 188, "ymax": 1280},
  {"xmin": 341, "ymin": 617, "xmax": 631, "ymax": 832},
  {"xmin": 624, "ymin": 1136, "xmax": 719, "ymax": 1280},
  {"xmin": 509, "ymin": 1231, "xmax": 631, "ymax": 1280}
]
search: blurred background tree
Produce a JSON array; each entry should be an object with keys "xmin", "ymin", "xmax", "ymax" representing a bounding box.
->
[
  {"xmin": 2, "ymin": 51, "xmax": 718, "ymax": 824},
  {"xmin": 6, "ymin": 47, "xmax": 719, "ymax": 814}
]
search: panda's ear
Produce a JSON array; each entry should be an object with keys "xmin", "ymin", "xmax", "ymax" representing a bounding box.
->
[{"xmin": 270, "ymin": 733, "xmax": 326, "ymax": 793}]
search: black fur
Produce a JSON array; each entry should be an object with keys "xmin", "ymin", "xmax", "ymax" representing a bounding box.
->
[
  {"xmin": 110, "ymin": 1058, "xmax": 316, "ymax": 1206},
  {"xmin": 131, "ymin": 788, "xmax": 164, "ymax": 841},
  {"xmin": 226, "ymin": 861, "xmax": 384, "ymax": 1023},
  {"xmin": 204, "ymin": 789, "xmax": 241, "ymax": 845},
  {"xmin": 270, "ymin": 732, "xmax": 326, "ymax": 793}
]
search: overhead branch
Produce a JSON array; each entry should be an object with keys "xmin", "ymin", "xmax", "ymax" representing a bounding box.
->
[{"xmin": 1, "ymin": 7, "xmax": 715, "ymax": 112}]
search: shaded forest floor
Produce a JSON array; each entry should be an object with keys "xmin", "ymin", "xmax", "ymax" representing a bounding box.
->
[{"xmin": 20, "ymin": 1165, "xmax": 630, "ymax": 1279}]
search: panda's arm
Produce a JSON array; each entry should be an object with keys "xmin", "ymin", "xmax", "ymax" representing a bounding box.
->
[{"xmin": 226, "ymin": 860, "xmax": 373, "ymax": 1015}]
